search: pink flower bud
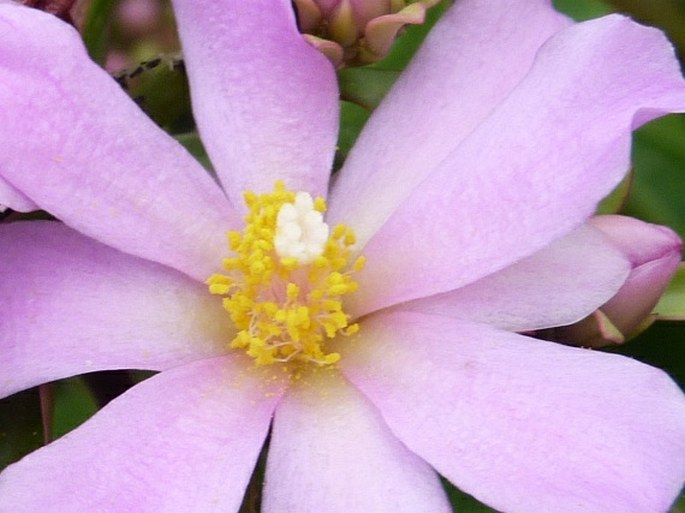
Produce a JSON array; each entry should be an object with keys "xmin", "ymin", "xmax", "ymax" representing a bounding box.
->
[
  {"xmin": 547, "ymin": 215, "xmax": 682, "ymax": 347},
  {"xmin": 294, "ymin": 0, "xmax": 439, "ymax": 66}
]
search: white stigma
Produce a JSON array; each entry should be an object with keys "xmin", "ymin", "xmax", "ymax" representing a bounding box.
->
[{"xmin": 275, "ymin": 192, "xmax": 329, "ymax": 264}]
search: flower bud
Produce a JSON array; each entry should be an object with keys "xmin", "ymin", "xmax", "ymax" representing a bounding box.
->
[
  {"xmin": 543, "ymin": 215, "xmax": 682, "ymax": 348},
  {"xmin": 294, "ymin": 0, "xmax": 439, "ymax": 66}
]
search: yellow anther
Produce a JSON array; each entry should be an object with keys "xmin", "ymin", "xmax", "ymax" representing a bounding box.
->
[
  {"xmin": 250, "ymin": 260, "xmax": 266, "ymax": 275},
  {"xmin": 328, "ymin": 284, "xmax": 348, "ymax": 296},
  {"xmin": 281, "ymin": 257, "xmax": 298, "ymax": 271},
  {"xmin": 222, "ymin": 257, "xmax": 240, "ymax": 269},
  {"xmin": 332, "ymin": 225, "xmax": 346, "ymax": 240},
  {"xmin": 323, "ymin": 353, "xmax": 341, "ymax": 365},
  {"xmin": 314, "ymin": 197, "xmax": 327, "ymax": 213},
  {"xmin": 207, "ymin": 273, "xmax": 231, "ymax": 285},
  {"xmin": 228, "ymin": 232, "xmax": 242, "ymax": 251},
  {"xmin": 208, "ymin": 283, "xmax": 231, "ymax": 295},
  {"xmin": 344, "ymin": 323, "xmax": 359, "ymax": 335},
  {"xmin": 322, "ymin": 299, "xmax": 342, "ymax": 310},
  {"xmin": 207, "ymin": 182, "xmax": 364, "ymax": 368},
  {"xmin": 286, "ymin": 283, "xmax": 300, "ymax": 301}
]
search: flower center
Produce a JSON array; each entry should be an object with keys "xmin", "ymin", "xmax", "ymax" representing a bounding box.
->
[{"xmin": 207, "ymin": 181, "xmax": 364, "ymax": 367}]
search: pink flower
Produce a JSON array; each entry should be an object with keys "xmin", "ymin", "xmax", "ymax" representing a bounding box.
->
[
  {"xmin": 591, "ymin": 215, "xmax": 683, "ymax": 334},
  {"xmin": 1, "ymin": 1, "xmax": 685, "ymax": 512},
  {"xmin": 540, "ymin": 215, "xmax": 683, "ymax": 347}
]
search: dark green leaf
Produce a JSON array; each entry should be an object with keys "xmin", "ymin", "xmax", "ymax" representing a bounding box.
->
[
  {"xmin": 175, "ymin": 131, "xmax": 212, "ymax": 171},
  {"xmin": 114, "ymin": 57, "xmax": 193, "ymax": 131},
  {"xmin": 553, "ymin": 0, "xmax": 613, "ymax": 20},
  {"xmin": 82, "ymin": 0, "xmax": 119, "ymax": 64},
  {"xmin": 52, "ymin": 377, "xmax": 98, "ymax": 439},
  {"xmin": 0, "ymin": 389, "xmax": 43, "ymax": 471},
  {"xmin": 338, "ymin": 68, "xmax": 400, "ymax": 111},
  {"xmin": 597, "ymin": 172, "xmax": 632, "ymax": 214},
  {"xmin": 606, "ymin": 321, "xmax": 685, "ymax": 390},
  {"xmin": 624, "ymin": 115, "xmax": 685, "ymax": 240},
  {"xmin": 334, "ymin": 101, "xmax": 370, "ymax": 171},
  {"xmin": 443, "ymin": 479, "xmax": 501, "ymax": 512}
]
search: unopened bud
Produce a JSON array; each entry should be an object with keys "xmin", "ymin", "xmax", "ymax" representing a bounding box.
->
[
  {"xmin": 294, "ymin": 0, "xmax": 439, "ymax": 66},
  {"xmin": 542, "ymin": 215, "xmax": 682, "ymax": 348}
]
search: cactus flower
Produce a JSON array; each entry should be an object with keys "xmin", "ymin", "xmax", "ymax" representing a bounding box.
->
[{"xmin": 1, "ymin": 1, "xmax": 685, "ymax": 512}]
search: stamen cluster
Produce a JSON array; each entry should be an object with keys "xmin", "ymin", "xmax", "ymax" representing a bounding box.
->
[{"xmin": 207, "ymin": 182, "xmax": 364, "ymax": 366}]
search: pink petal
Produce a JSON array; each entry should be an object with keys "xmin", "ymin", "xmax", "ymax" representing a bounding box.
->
[
  {"xmin": 0, "ymin": 222, "xmax": 232, "ymax": 400},
  {"xmin": 591, "ymin": 215, "xmax": 683, "ymax": 266},
  {"xmin": 349, "ymin": 15, "xmax": 685, "ymax": 316},
  {"xmin": 171, "ymin": 0, "xmax": 339, "ymax": 205},
  {"xmin": 400, "ymin": 224, "xmax": 631, "ymax": 331},
  {"xmin": 263, "ymin": 370, "xmax": 450, "ymax": 513},
  {"xmin": 591, "ymin": 215, "xmax": 682, "ymax": 337},
  {"xmin": 341, "ymin": 311, "xmax": 685, "ymax": 513},
  {"xmin": 0, "ymin": 3, "xmax": 238, "ymax": 281},
  {"xmin": 0, "ymin": 355, "xmax": 285, "ymax": 513},
  {"xmin": 328, "ymin": 0, "xmax": 571, "ymax": 244},
  {"xmin": 0, "ymin": 176, "xmax": 37, "ymax": 212}
]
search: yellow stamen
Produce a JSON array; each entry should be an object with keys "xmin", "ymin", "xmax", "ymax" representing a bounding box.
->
[{"xmin": 207, "ymin": 181, "xmax": 362, "ymax": 367}]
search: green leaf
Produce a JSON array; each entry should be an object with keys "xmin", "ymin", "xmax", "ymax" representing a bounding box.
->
[
  {"xmin": 624, "ymin": 115, "xmax": 685, "ymax": 240},
  {"xmin": 115, "ymin": 57, "xmax": 193, "ymax": 131},
  {"xmin": 443, "ymin": 479, "xmax": 500, "ymax": 512},
  {"xmin": 553, "ymin": 0, "xmax": 614, "ymax": 20},
  {"xmin": 0, "ymin": 388, "xmax": 43, "ymax": 472},
  {"xmin": 334, "ymin": 101, "xmax": 370, "ymax": 171},
  {"xmin": 338, "ymin": 68, "xmax": 400, "ymax": 111},
  {"xmin": 52, "ymin": 377, "xmax": 98, "ymax": 439},
  {"xmin": 607, "ymin": 321, "xmax": 685, "ymax": 390},
  {"xmin": 82, "ymin": 0, "xmax": 119, "ymax": 64},
  {"xmin": 655, "ymin": 264, "xmax": 685, "ymax": 321},
  {"xmin": 672, "ymin": 491, "xmax": 685, "ymax": 513},
  {"xmin": 175, "ymin": 132, "xmax": 213, "ymax": 172},
  {"xmin": 597, "ymin": 172, "xmax": 632, "ymax": 214}
]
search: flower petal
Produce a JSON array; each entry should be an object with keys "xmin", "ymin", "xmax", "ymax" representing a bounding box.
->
[
  {"xmin": 0, "ymin": 3, "xmax": 238, "ymax": 281},
  {"xmin": 591, "ymin": 215, "xmax": 683, "ymax": 334},
  {"xmin": 547, "ymin": 216, "xmax": 683, "ymax": 347},
  {"xmin": 171, "ymin": 0, "xmax": 339, "ymax": 204},
  {"xmin": 0, "ymin": 222, "xmax": 232, "ymax": 400},
  {"xmin": 400, "ymin": 223, "xmax": 631, "ymax": 331},
  {"xmin": 0, "ymin": 176, "xmax": 37, "ymax": 212},
  {"xmin": 328, "ymin": 0, "xmax": 570, "ymax": 241},
  {"xmin": 263, "ymin": 370, "xmax": 450, "ymax": 513},
  {"xmin": 0, "ymin": 355, "xmax": 284, "ymax": 513},
  {"xmin": 341, "ymin": 311, "xmax": 685, "ymax": 513},
  {"xmin": 349, "ymin": 15, "xmax": 685, "ymax": 316}
]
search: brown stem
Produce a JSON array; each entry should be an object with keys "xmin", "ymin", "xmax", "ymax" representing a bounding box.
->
[{"xmin": 38, "ymin": 383, "xmax": 54, "ymax": 445}]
